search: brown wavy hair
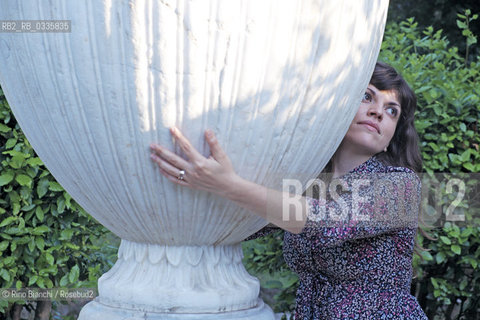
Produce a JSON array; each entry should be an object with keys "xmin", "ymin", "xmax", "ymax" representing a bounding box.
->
[{"xmin": 371, "ymin": 61, "xmax": 423, "ymax": 173}]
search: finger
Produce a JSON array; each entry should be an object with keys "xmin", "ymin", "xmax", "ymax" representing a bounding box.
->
[
  {"xmin": 150, "ymin": 143, "xmax": 190, "ymax": 170},
  {"xmin": 150, "ymin": 153, "xmax": 188, "ymax": 182},
  {"xmin": 157, "ymin": 166, "xmax": 189, "ymax": 187},
  {"xmin": 205, "ymin": 129, "xmax": 228, "ymax": 163},
  {"xmin": 170, "ymin": 127, "xmax": 203, "ymax": 161}
]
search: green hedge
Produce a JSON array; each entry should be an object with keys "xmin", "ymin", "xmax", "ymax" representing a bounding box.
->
[
  {"xmin": 381, "ymin": 12, "xmax": 480, "ymax": 319},
  {"xmin": 0, "ymin": 87, "xmax": 117, "ymax": 318},
  {"xmin": 244, "ymin": 11, "xmax": 480, "ymax": 319}
]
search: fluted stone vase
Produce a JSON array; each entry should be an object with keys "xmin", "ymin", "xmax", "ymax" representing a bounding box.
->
[{"xmin": 0, "ymin": 0, "xmax": 388, "ymax": 319}]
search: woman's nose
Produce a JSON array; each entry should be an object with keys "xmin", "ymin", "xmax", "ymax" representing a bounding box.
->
[{"xmin": 367, "ymin": 103, "xmax": 383, "ymax": 120}]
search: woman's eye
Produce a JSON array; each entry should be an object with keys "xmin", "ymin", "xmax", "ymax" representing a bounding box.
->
[
  {"xmin": 362, "ymin": 92, "xmax": 372, "ymax": 103},
  {"xmin": 386, "ymin": 107, "xmax": 398, "ymax": 117}
]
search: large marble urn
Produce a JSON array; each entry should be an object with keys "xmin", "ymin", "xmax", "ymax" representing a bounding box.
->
[{"xmin": 0, "ymin": 0, "xmax": 388, "ymax": 319}]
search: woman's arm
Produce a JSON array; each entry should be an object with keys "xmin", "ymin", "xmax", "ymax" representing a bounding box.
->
[{"xmin": 150, "ymin": 127, "xmax": 307, "ymax": 234}]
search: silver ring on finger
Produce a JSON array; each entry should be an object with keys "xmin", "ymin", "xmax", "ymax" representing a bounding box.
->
[{"xmin": 177, "ymin": 169, "xmax": 186, "ymax": 181}]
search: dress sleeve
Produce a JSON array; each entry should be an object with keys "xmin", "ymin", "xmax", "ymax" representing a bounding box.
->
[{"xmin": 300, "ymin": 169, "xmax": 421, "ymax": 247}]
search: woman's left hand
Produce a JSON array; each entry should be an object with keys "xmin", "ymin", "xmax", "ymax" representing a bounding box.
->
[{"xmin": 150, "ymin": 127, "xmax": 240, "ymax": 197}]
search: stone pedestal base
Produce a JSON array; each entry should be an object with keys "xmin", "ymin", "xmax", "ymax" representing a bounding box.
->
[
  {"xmin": 79, "ymin": 299, "xmax": 274, "ymax": 320},
  {"xmin": 78, "ymin": 240, "xmax": 275, "ymax": 319}
]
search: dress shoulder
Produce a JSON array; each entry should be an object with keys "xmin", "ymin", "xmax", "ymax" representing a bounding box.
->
[{"xmin": 383, "ymin": 164, "xmax": 422, "ymax": 193}]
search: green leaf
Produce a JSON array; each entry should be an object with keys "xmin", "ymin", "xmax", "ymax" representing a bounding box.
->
[
  {"xmin": 0, "ymin": 123, "xmax": 9, "ymax": 133},
  {"xmin": 470, "ymin": 259, "xmax": 478, "ymax": 269},
  {"xmin": 59, "ymin": 274, "xmax": 69, "ymax": 287},
  {"xmin": 35, "ymin": 207, "xmax": 44, "ymax": 222},
  {"xmin": 5, "ymin": 138, "xmax": 17, "ymax": 149},
  {"xmin": 0, "ymin": 173, "xmax": 14, "ymax": 186},
  {"xmin": 32, "ymin": 226, "xmax": 50, "ymax": 235},
  {"xmin": 48, "ymin": 182, "xmax": 64, "ymax": 192},
  {"xmin": 456, "ymin": 20, "xmax": 467, "ymax": 29},
  {"xmin": 57, "ymin": 198, "xmax": 65, "ymax": 214},
  {"xmin": 265, "ymin": 280, "xmax": 283, "ymax": 289},
  {"xmin": 28, "ymin": 239, "xmax": 35, "ymax": 252},
  {"xmin": 21, "ymin": 204, "xmax": 35, "ymax": 212},
  {"xmin": 60, "ymin": 229, "xmax": 74, "ymax": 240},
  {"xmin": 65, "ymin": 243, "xmax": 80, "ymax": 250},
  {"xmin": 459, "ymin": 279, "xmax": 468, "ymax": 291},
  {"xmin": 460, "ymin": 149, "xmax": 471, "ymax": 162},
  {"xmin": 64, "ymin": 193, "xmax": 72, "ymax": 208},
  {"xmin": 16, "ymin": 237, "xmax": 30, "ymax": 245},
  {"xmin": 435, "ymin": 252, "xmax": 446, "ymax": 264},
  {"xmin": 0, "ymin": 269, "xmax": 10, "ymax": 281},
  {"xmin": 36, "ymin": 277, "xmax": 45, "ymax": 288},
  {"xmin": 421, "ymin": 251, "xmax": 434, "ymax": 261},
  {"xmin": 12, "ymin": 203, "xmax": 20, "ymax": 215},
  {"xmin": 0, "ymin": 241, "xmax": 8, "ymax": 251},
  {"xmin": 9, "ymin": 240, "xmax": 16, "ymax": 251},
  {"xmin": 9, "ymin": 156, "xmax": 26, "ymax": 169},
  {"xmin": 467, "ymin": 36, "xmax": 477, "ymax": 47},
  {"xmin": 439, "ymin": 236, "xmax": 452, "ymax": 245},
  {"xmin": 45, "ymin": 253, "xmax": 54, "ymax": 266},
  {"xmin": 0, "ymin": 216, "xmax": 16, "ymax": 227},
  {"xmin": 15, "ymin": 174, "xmax": 32, "ymax": 187},
  {"xmin": 460, "ymin": 228, "xmax": 472, "ymax": 238},
  {"xmin": 45, "ymin": 278, "xmax": 54, "ymax": 289},
  {"xmin": 36, "ymin": 237, "xmax": 45, "ymax": 251},
  {"xmin": 28, "ymin": 275, "xmax": 38, "ymax": 286},
  {"xmin": 37, "ymin": 179, "xmax": 49, "ymax": 198},
  {"xmin": 26, "ymin": 157, "xmax": 43, "ymax": 166},
  {"xmin": 451, "ymin": 245, "xmax": 461, "ymax": 255},
  {"xmin": 3, "ymin": 257, "xmax": 14, "ymax": 266},
  {"xmin": 69, "ymin": 265, "xmax": 80, "ymax": 283}
]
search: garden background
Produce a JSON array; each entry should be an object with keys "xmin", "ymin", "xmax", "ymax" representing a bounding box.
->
[{"xmin": 1, "ymin": 1, "xmax": 479, "ymax": 319}]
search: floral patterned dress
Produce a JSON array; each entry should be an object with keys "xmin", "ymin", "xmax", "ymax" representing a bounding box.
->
[{"xmin": 248, "ymin": 156, "xmax": 428, "ymax": 319}]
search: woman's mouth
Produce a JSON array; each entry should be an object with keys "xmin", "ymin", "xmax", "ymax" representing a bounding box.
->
[{"xmin": 358, "ymin": 121, "xmax": 380, "ymax": 134}]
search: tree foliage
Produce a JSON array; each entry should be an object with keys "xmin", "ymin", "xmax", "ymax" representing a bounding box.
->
[{"xmin": 388, "ymin": 0, "xmax": 480, "ymax": 61}]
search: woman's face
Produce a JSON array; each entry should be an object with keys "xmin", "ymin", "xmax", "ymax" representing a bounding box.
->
[{"xmin": 341, "ymin": 84, "xmax": 401, "ymax": 156}]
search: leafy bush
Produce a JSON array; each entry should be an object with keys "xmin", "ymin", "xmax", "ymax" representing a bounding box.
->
[
  {"xmin": 244, "ymin": 11, "xmax": 480, "ymax": 319},
  {"xmin": 379, "ymin": 11, "xmax": 480, "ymax": 319},
  {"xmin": 0, "ymin": 87, "xmax": 118, "ymax": 319},
  {"xmin": 242, "ymin": 230, "xmax": 296, "ymax": 314}
]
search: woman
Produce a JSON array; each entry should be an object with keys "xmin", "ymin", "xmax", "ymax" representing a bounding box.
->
[{"xmin": 150, "ymin": 62, "xmax": 427, "ymax": 319}]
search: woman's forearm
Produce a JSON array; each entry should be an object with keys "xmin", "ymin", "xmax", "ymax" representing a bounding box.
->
[{"xmin": 224, "ymin": 175, "xmax": 307, "ymax": 234}]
